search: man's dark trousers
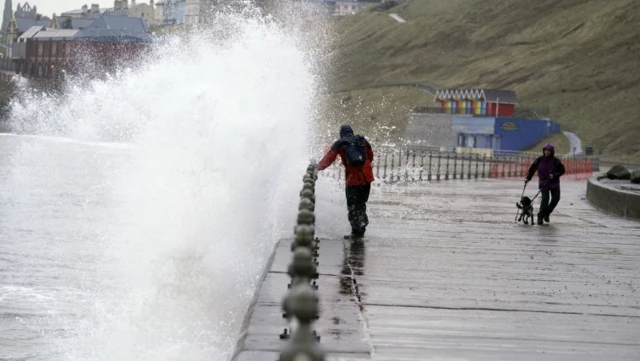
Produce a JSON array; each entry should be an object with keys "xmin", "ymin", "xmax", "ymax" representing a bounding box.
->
[
  {"xmin": 540, "ymin": 189, "xmax": 561, "ymax": 217},
  {"xmin": 346, "ymin": 184, "xmax": 371, "ymax": 237}
]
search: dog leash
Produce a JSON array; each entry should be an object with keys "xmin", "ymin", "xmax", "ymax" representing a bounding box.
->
[{"xmin": 531, "ymin": 190, "xmax": 541, "ymax": 202}]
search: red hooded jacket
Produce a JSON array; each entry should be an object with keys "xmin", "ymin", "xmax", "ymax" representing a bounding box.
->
[{"xmin": 317, "ymin": 136, "xmax": 375, "ymax": 186}]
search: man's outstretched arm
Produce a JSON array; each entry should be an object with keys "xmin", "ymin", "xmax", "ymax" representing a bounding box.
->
[{"xmin": 317, "ymin": 149, "xmax": 339, "ymax": 171}]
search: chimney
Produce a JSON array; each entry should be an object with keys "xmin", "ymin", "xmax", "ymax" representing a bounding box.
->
[
  {"xmin": 91, "ymin": 3, "xmax": 99, "ymax": 12},
  {"xmin": 122, "ymin": 0, "xmax": 129, "ymax": 9},
  {"xmin": 131, "ymin": 0, "xmax": 136, "ymax": 7},
  {"xmin": 149, "ymin": 0, "xmax": 154, "ymax": 8},
  {"xmin": 114, "ymin": 0, "xmax": 121, "ymax": 9},
  {"xmin": 81, "ymin": 4, "xmax": 89, "ymax": 12}
]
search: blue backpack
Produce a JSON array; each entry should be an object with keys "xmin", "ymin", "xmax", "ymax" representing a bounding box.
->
[{"xmin": 342, "ymin": 136, "xmax": 367, "ymax": 167}]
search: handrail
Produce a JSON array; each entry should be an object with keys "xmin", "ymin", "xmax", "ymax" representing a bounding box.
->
[
  {"xmin": 320, "ymin": 148, "xmax": 598, "ymax": 184},
  {"xmin": 277, "ymin": 163, "xmax": 326, "ymax": 361}
]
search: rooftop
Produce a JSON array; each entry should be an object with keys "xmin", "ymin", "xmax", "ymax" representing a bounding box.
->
[
  {"xmin": 17, "ymin": 25, "xmax": 44, "ymax": 40},
  {"xmin": 435, "ymin": 88, "xmax": 518, "ymax": 104},
  {"xmin": 16, "ymin": 17, "xmax": 51, "ymax": 32},
  {"xmin": 75, "ymin": 15, "xmax": 151, "ymax": 43},
  {"xmin": 32, "ymin": 28, "xmax": 80, "ymax": 40}
]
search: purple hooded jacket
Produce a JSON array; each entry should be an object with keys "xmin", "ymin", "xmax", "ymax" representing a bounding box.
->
[{"xmin": 526, "ymin": 144, "xmax": 566, "ymax": 190}]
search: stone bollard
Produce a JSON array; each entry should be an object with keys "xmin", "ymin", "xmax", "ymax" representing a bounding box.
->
[
  {"xmin": 292, "ymin": 226, "xmax": 318, "ymax": 259},
  {"xmin": 303, "ymin": 174, "xmax": 315, "ymax": 185},
  {"xmin": 302, "ymin": 182, "xmax": 314, "ymax": 193},
  {"xmin": 278, "ymin": 284, "xmax": 325, "ymax": 361},
  {"xmin": 287, "ymin": 247, "xmax": 319, "ymax": 281},
  {"xmin": 299, "ymin": 198, "xmax": 315, "ymax": 212},
  {"xmin": 283, "ymin": 248, "xmax": 320, "ymax": 318},
  {"xmin": 278, "ymin": 165, "xmax": 324, "ymax": 361},
  {"xmin": 300, "ymin": 189, "xmax": 315, "ymax": 203},
  {"xmin": 297, "ymin": 209, "xmax": 315, "ymax": 226}
]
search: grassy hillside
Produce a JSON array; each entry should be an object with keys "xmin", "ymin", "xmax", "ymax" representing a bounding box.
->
[{"xmin": 322, "ymin": 0, "xmax": 640, "ymax": 160}]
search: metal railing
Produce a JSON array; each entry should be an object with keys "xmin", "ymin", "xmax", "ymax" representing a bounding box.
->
[
  {"xmin": 277, "ymin": 163, "xmax": 326, "ymax": 361},
  {"xmin": 321, "ymin": 147, "xmax": 598, "ymax": 184}
]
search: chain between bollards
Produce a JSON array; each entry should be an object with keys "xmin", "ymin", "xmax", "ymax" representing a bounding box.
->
[{"xmin": 278, "ymin": 163, "xmax": 326, "ymax": 361}]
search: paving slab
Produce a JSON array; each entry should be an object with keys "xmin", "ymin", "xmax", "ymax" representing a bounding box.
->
[{"xmin": 234, "ymin": 178, "xmax": 640, "ymax": 361}]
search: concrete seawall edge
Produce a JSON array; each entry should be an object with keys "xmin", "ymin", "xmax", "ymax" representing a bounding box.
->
[{"xmin": 586, "ymin": 175, "xmax": 640, "ymax": 220}]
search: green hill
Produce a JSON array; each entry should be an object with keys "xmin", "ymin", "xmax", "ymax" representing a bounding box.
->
[{"xmin": 320, "ymin": 0, "xmax": 640, "ymax": 160}]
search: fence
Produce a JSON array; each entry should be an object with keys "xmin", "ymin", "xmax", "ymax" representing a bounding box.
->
[
  {"xmin": 321, "ymin": 146, "xmax": 597, "ymax": 184},
  {"xmin": 277, "ymin": 163, "xmax": 327, "ymax": 360}
]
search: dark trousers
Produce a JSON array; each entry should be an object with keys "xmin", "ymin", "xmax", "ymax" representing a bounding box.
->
[
  {"xmin": 346, "ymin": 184, "xmax": 371, "ymax": 236},
  {"xmin": 539, "ymin": 189, "xmax": 561, "ymax": 217}
]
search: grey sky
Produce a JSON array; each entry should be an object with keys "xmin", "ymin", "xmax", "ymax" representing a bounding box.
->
[{"xmin": 7, "ymin": 1, "xmax": 87, "ymax": 18}]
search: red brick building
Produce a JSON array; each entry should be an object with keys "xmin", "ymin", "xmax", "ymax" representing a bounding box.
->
[{"xmin": 1, "ymin": 14, "xmax": 151, "ymax": 81}]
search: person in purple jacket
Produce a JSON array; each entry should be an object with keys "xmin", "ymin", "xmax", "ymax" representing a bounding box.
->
[{"xmin": 525, "ymin": 143, "xmax": 566, "ymax": 225}]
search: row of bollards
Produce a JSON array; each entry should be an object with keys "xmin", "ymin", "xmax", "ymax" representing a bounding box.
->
[{"xmin": 277, "ymin": 163, "xmax": 326, "ymax": 361}]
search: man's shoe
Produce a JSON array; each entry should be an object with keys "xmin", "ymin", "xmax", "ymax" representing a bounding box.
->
[
  {"xmin": 537, "ymin": 214, "xmax": 544, "ymax": 225},
  {"xmin": 544, "ymin": 215, "xmax": 550, "ymax": 222}
]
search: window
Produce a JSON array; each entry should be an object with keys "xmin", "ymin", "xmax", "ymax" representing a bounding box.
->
[
  {"xmin": 51, "ymin": 42, "xmax": 57, "ymax": 56},
  {"xmin": 37, "ymin": 42, "xmax": 43, "ymax": 56}
]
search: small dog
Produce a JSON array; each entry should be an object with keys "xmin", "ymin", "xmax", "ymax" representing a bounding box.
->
[{"xmin": 516, "ymin": 196, "xmax": 534, "ymax": 225}]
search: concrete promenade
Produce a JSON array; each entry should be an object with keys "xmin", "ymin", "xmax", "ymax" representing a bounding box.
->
[{"xmin": 233, "ymin": 178, "xmax": 640, "ymax": 361}]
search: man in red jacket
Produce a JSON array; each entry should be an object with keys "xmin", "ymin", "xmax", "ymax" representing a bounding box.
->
[{"xmin": 317, "ymin": 125, "xmax": 375, "ymax": 239}]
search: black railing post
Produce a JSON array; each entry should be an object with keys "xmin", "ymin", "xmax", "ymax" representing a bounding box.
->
[
  {"xmin": 436, "ymin": 152, "xmax": 441, "ymax": 181},
  {"xmin": 482, "ymin": 154, "xmax": 487, "ymax": 178},
  {"xmin": 390, "ymin": 152, "xmax": 395, "ymax": 184},
  {"xmin": 428, "ymin": 153, "xmax": 433, "ymax": 181},
  {"xmin": 474, "ymin": 153, "xmax": 479, "ymax": 179},
  {"xmin": 419, "ymin": 152, "xmax": 425, "ymax": 181},
  {"xmin": 383, "ymin": 152, "xmax": 388, "ymax": 183},
  {"xmin": 445, "ymin": 152, "xmax": 450, "ymax": 180},
  {"xmin": 398, "ymin": 149, "xmax": 403, "ymax": 183},
  {"xmin": 406, "ymin": 150, "xmax": 411, "ymax": 182},
  {"xmin": 453, "ymin": 152, "xmax": 458, "ymax": 180}
]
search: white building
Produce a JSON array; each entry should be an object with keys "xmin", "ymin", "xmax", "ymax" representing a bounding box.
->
[
  {"xmin": 334, "ymin": 0, "xmax": 380, "ymax": 16},
  {"xmin": 184, "ymin": 0, "xmax": 201, "ymax": 25},
  {"xmin": 155, "ymin": 0, "xmax": 186, "ymax": 24},
  {"xmin": 60, "ymin": 1, "xmax": 160, "ymax": 25}
]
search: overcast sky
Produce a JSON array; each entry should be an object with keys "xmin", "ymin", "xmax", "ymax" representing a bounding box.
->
[{"xmin": 8, "ymin": 1, "xmax": 88, "ymax": 18}]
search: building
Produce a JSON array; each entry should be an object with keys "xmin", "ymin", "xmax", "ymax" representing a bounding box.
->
[
  {"xmin": 4, "ymin": 14, "xmax": 151, "ymax": 80},
  {"xmin": 4, "ymin": 2, "xmax": 51, "ymax": 57},
  {"xmin": 451, "ymin": 116, "xmax": 561, "ymax": 152},
  {"xmin": 406, "ymin": 88, "xmax": 559, "ymax": 153},
  {"xmin": 60, "ymin": 4, "xmax": 110, "ymax": 19},
  {"xmin": 334, "ymin": 0, "xmax": 380, "ymax": 16},
  {"xmin": 434, "ymin": 88, "xmax": 518, "ymax": 117},
  {"xmin": 50, "ymin": 16, "xmax": 96, "ymax": 30},
  {"xmin": 13, "ymin": 1, "xmax": 40, "ymax": 18},
  {"xmin": 184, "ymin": 0, "xmax": 201, "ymax": 25},
  {"xmin": 290, "ymin": 0, "xmax": 337, "ymax": 13},
  {"xmin": 156, "ymin": 0, "xmax": 186, "ymax": 24},
  {"xmin": 60, "ymin": 1, "xmax": 160, "ymax": 26}
]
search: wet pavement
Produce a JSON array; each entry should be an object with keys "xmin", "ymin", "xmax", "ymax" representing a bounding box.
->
[
  {"xmin": 233, "ymin": 178, "xmax": 640, "ymax": 361},
  {"xmin": 599, "ymin": 178, "xmax": 640, "ymax": 194}
]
